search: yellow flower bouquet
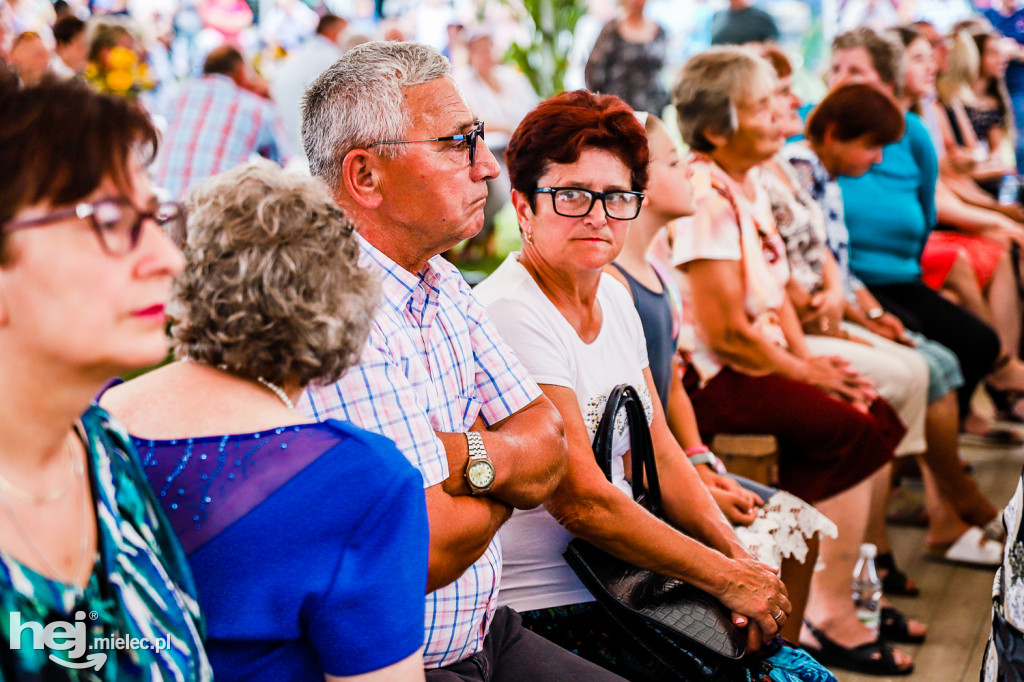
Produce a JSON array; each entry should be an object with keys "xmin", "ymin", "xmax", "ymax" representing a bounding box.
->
[{"xmin": 84, "ymin": 46, "xmax": 156, "ymax": 100}]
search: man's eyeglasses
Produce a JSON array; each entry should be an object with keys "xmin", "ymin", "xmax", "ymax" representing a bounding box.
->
[
  {"xmin": 534, "ymin": 187, "xmax": 645, "ymax": 221},
  {"xmin": 1, "ymin": 198, "xmax": 186, "ymax": 255},
  {"xmin": 368, "ymin": 120, "xmax": 485, "ymax": 167}
]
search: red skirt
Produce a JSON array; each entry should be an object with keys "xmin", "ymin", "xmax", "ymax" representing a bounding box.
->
[
  {"xmin": 921, "ymin": 230, "xmax": 1005, "ymax": 291},
  {"xmin": 689, "ymin": 367, "xmax": 904, "ymax": 504}
]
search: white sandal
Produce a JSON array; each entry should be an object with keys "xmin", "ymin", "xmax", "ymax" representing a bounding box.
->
[{"xmin": 927, "ymin": 526, "xmax": 1003, "ymax": 568}]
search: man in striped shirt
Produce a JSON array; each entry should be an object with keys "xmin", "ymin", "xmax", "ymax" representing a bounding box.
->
[
  {"xmin": 153, "ymin": 45, "xmax": 292, "ymax": 199},
  {"xmin": 299, "ymin": 41, "xmax": 624, "ymax": 681}
]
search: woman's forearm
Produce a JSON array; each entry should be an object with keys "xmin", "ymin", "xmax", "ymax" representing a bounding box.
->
[
  {"xmin": 655, "ymin": 448, "xmax": 746, "ymax": 558},
  {"xmin": 778, "ymin": 296, "xmax": 812, "ymax": 359},
  {"xmin": 936, "ymin": 180, "xmax": 1004, "ymax": 231},
  {"xmin": 664, "ymin": 359, "xmax": 705, "ymax": 450},
  {"xmin": 547, "ymin": 481, "xmax": 736, "ymax": 594},
  {"xmin": 647, "ymin": 368, "xmax": 745, "ymax": 558}
]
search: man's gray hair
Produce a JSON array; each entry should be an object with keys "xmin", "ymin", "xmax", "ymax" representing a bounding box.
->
[
  {"xmin": 673, "ymin": 46, "xmax": 776, "ymax": 153},
  {"xmin": 301, "ymin": 41, "xmax": 451, "ymax": 186}
]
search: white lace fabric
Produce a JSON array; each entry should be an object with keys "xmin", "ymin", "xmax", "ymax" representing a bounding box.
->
[{"xmin": 732, "ymin": 491, "xmax": 839, "ymax": 571}]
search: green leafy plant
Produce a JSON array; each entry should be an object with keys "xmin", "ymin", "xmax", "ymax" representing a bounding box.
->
[{"xmin": 490, "ymin": 0, "xmax": 588, "ymax": 98}]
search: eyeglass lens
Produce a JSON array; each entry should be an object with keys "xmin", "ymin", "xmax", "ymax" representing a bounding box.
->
[
  {"xmin": 91, "ymin": 200, "xmax": 185, "ymax": 253},
  {"xmin": 552, "ymin": 189, "xmax": 640, "ymax": 220},
  {"xmin": 468, "ymin": 123, "xmax": 483, "ymax": 167}
]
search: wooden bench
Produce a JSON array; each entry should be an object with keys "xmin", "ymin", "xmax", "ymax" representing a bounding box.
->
[{"xmin": 710, "ymin": 434, "xmax": 779, "ymax": 486}]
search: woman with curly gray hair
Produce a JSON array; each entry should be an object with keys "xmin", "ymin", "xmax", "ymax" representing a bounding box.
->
[{"xmin": 100, "ymin": 161, "xmax": 429, "ymax": 682}]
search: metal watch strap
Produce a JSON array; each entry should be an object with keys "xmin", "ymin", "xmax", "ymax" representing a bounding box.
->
[{"xmin": 466, "ymin": 431, "xmax": 487, "ymax": 461}]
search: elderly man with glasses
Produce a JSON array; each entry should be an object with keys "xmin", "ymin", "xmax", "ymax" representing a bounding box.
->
[{"xmin": 297, "ymin": 41, "xmax": 621, "ymax": 681}]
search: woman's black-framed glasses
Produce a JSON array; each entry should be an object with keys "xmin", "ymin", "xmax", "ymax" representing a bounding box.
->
[
  {"xmin": 534, "ymin": 187, "xmax": 645, "ymax": 221},
  {"xmin": 367, "ymin": 120, "xmax": 486, "ymax": 167},
  {"xmin": 2, "ymin": 198, "xmax": 186, "ymax": 254}
]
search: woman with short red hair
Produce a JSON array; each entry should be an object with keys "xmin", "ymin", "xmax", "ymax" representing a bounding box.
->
[{"xmin": 474, "ymin": 89, "xmax": 790, "ymax": 680}]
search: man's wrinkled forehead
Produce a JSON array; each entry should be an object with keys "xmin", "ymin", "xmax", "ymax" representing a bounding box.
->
[{"xmin": 402, "ymin": 75, "xmax": 476, "ymax": 132}]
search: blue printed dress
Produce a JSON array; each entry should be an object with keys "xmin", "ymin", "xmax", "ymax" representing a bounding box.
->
[{"xmin": 0, "ymin": 405, "xmax": 211, "ymax": 681}]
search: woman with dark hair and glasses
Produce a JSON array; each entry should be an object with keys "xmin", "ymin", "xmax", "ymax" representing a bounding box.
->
[
  {"xmin": 474, "ymin": 89, "xmax": 791, "ymax": 680},
  {"xmin": 0, "ymin": 79, "xmax": 210, "ymax": 677}
]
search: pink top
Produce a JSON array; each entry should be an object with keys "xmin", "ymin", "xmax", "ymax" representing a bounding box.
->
[{"xmin": 671, "ymin": 154, "xmax": 790, "ymax": 380}]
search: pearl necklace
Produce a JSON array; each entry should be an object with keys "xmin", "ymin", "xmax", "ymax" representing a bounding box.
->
[
  {"xmin": 183, "ymin": 357, "xmax": 295, "ymax": 411},
  {"xmin": 256, "ymin": 376, "xmax": 295, "ymax": 410}
]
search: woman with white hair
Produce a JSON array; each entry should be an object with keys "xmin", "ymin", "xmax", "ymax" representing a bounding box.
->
[
  {"xmin": 101, "ymin": 161, "xmax": 429, "ymax": 682},
  {"xmin": 672, "ymin": 46, "xmax": 914, "ymax": 675}
]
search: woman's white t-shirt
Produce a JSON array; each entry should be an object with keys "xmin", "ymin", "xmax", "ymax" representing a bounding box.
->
[{"xmin": 473, "ymin": 253, "xmax": 653, "ymax": 613}]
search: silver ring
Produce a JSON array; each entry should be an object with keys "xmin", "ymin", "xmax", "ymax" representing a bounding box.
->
[{"xmin": 772, "ymin": 609, "xmax": 784, "ymax": 622}]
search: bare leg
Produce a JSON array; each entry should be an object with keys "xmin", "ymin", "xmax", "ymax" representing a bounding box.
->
[
  {"xmin": 940, "ymin": 250, "xmax": 990, "ymax": 322},
  {"xmin": 943, "ymin": 250, "xmax": 1024, "ymax": 393},
  {"xmin": 921, "ymin": 464, "xmax": 973, "ymax": 547},
  {"xmin": 921, "ymin": 392, "xmax": 999, "ymax": 527},
  {"xmin": 985, "ymin": 250, "xmax": 1023, "ymax": 361},
  {"xmin": 779, "ymin": 535, "xmax": 816, "ymax": 643},
  {"xmin": 801, "ymin": 470, "xmax": 913, "ymax": 668},
  {"xmin": 863, "ymin": 462, "xmax": 893, "ymax": 556}
]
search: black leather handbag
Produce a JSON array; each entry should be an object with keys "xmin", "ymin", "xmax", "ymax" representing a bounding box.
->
[{"xmin": 562, "ymin": 384, "xmax": 749, "ymax": 681}]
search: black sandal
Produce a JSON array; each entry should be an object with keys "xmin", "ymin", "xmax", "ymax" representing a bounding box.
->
[
  {"xmin": 880, "ymin": 606, "xmax": 927, "ymax": 644},
  {"xmin": 802, "ymin": 620, "xmax": 914, "ymax": 676},
  {"xmin": 876, "ymin": 552, "xmax": 920, "ymax": 597}
]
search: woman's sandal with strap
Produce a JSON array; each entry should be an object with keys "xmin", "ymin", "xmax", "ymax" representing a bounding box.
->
[
  {"xmin": 880, "ymin": 606, "xmax": 926, "ymax": 644},
  {"xmin": 801, "ymin": 620, "xmax": 914, "ymax": 676},
  {"xmin": 875, "ymin": 551, "xmax": 919, "ymax": 597}
]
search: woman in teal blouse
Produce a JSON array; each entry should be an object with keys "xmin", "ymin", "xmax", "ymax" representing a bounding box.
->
[
  {"xmin": 839, "ymin": 105, "xmax": 938, "ymax": 285},
  {"xmin": 0, "ymin": 78, "xmax": 211, "ymax": 679},
  {"xmin": 830, "ymin": 26, "xmax": 1001, "ymax": 426}
]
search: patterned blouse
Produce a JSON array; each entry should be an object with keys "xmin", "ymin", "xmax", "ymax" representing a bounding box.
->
[
  {"xmin": 983, "ymin": 468, "xmax": 1024, "ymax": 680},
  {"xmin": 763, "ymin": 154, "xmax": 831, "ymax": 297},
  {"xmin": 0, "ymin": 405, "xmax": 211, "ymax": 681},
  {"xmin": 783, "ymin": 142, "xmax": 868, "ymax": 303},
  {"xmin": 584, "ymin": 20, "xmax": 671, "ymax": 115},
  {"xmin": 965, "ymin": 103, "xmax": 1006, "ymax": 144}
]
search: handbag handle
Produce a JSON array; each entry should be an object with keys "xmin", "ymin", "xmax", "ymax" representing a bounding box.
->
[{"xmin": 591, "ymin": 384, "xmax": 662, "ymax": 518}]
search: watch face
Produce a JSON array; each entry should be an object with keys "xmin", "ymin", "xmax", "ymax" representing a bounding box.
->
[{"xmin": 467, "ymin": 460, "xmax": 495, "ymax": 489}]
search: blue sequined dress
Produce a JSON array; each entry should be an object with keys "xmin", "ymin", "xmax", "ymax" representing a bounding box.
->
[{"xmin": 133, "ymin": 419, "xmax": 428, "ymax": 681}]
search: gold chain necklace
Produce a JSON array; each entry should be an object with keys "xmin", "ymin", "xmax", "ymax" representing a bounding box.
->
[
  {"xmin": 0, "ymin": 434, "xmax": 79, "ymax": 504},
  {"xmin": 0, "ymin": 429, "xmax": 91, "ymax": 584}
]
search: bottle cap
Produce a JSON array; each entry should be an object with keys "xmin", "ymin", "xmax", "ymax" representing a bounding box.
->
[{"xmin": 859, "ymin": 543, "xmax": 877, "ymax": 558}]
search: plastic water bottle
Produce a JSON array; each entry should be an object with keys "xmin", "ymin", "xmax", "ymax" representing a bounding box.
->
[
  {"xmin": 852, "ymin": 543, "xmax": 882, "ymax": 637},
  {"xmin": 999, "ymin": 174, "xmax": 1019, "ymax": 206}
]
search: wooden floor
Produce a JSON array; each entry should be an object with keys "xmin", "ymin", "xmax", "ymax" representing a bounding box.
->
[{"xmin": 837, "ymin": 426, "xmax": 1024, "ymax": 682}]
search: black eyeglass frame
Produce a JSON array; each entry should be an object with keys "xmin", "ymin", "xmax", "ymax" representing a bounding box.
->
[
  {"xmin": 533, "ymin": 186, "xmax": 646, "ymax": 221},
  {"xmin": 1, "ymin": 198, "xmax": 186, "ymax": 255},
  {"xmin": 367, "ymin": 120, "xmax": 486, "ymax": 167}
]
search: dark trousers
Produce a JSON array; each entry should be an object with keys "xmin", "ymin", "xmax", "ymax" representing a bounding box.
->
[
  {"xmin": 869, "ymin": 281, "xmax": 1000, "ymax": 419},
  {"xmin": 425, "ymin": 606, "xmax": 628, "ymax": 682}
]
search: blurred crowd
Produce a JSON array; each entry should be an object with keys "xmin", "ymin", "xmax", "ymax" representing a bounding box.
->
[{"xmin": 9, "ymin": 0, "xmax": 1024, "ymax": 681}]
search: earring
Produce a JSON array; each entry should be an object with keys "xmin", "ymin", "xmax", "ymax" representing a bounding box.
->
[{"xmin": 524, "ymin": 231, "xmax": 534, "ymax": 244}]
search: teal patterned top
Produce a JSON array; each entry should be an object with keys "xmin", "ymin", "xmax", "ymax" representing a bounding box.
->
[{"xmin": 0, "ymin": 405, "xmax": 211, "ymax": 681}]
